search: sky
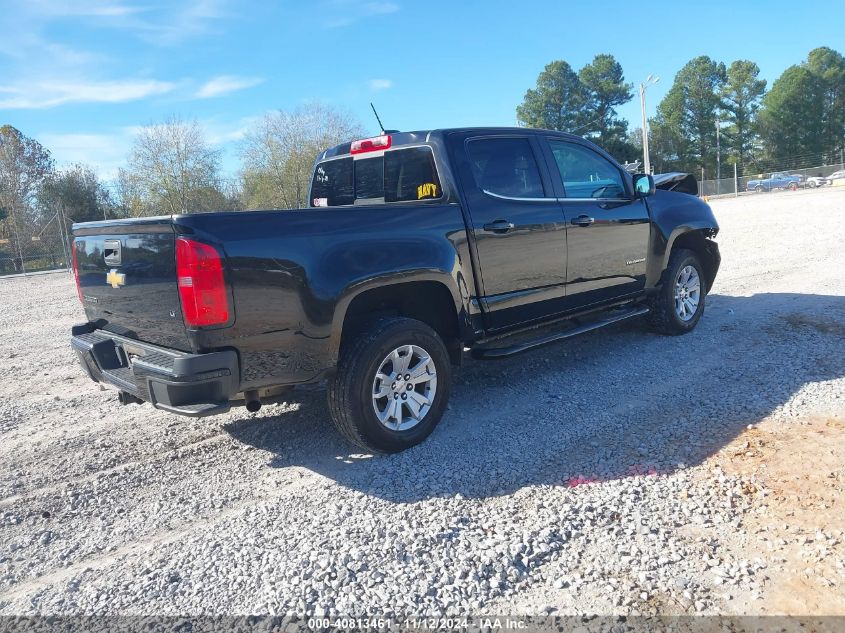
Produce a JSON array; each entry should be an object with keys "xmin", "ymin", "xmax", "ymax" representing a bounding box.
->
[{"xmin": 1, "ymin": 0, "xmax": 842, "ymax": 180}]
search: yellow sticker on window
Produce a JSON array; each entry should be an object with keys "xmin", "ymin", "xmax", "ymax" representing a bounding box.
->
[{"xmin": 417, "ymin": 183, "xmax": 438, "ymax": 200}]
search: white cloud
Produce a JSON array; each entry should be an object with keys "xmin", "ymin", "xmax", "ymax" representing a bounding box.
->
[
  {"xmin": 82, "ymin": 4, "xmax": 141, "ymax": 17},
  {"xmin": 39, "ymin": 131, "xmax": 133, "ymax": 179},
  {"xmin": 368, "ymin": 79, "xmax": 392, "ymax": 91},
  {"xmin": 0, "ymin": 3, "xmax": 230, "ymax": 110},
  {"xmin": 135, "ymin": 0, "xmax": 229, "ymax": 45},
  {"xmin": 362, "ymin": 2, "xmax": 399, "ymax": 15},
  {"xmin": 196, "ymin": 75, "xmax": 264, "ymax": 99},
  {"xmin": 0, "ymin": 79, "xmax": 175, "ymax": 109},
  {"xmin": 325, "ymin": 17, "xmax": 353, "ymax": 28},
  {"xmin": 202, "ymin": 115, "xmax": 261, "ymax": 146},
  {"xmin": 22, "ymin": 1, "xmax": 143, "ymax": 18},
  {"xmin": 324, "ymin": 0, "xmax": 399, "ymax": 28},
  {"xmin": 10, "ymin": 0, "xmax": 229, "ymax": 48}
]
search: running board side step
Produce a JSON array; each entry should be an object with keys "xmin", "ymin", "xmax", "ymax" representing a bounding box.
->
[{"xmin": 471, "ymin": 306, "xmax": 650, "ymax": 360}]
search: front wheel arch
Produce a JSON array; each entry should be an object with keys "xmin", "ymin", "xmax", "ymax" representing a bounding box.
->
[{"xmin": 658, "ymin": 228, "xmax": 720, "ymax": 294}]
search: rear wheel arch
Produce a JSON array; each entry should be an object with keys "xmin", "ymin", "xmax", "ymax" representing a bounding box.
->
[{"xmin": 332, "ymin": 279, "xmax": 464, "ymax": 366}]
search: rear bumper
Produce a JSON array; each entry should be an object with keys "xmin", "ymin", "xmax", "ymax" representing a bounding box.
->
[{"xmin": 70, "ymin": 324, "xmax": 239, "ymax": 417}]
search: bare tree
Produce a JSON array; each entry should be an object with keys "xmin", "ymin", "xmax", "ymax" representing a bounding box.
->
[
  {"xmin": 126, "ymin": 116, "xmax": 223, "ymax": 215},
  {"xmin": 0, "ymin": 125, "xmax": 54, "ymax": 271},
  {"xmin": 114, "ymin": 167, "xmax": 147, "ymax": 218},
  {"xmin": 240, "ymin": 103, "xmax": 365, "ymax": 209}
]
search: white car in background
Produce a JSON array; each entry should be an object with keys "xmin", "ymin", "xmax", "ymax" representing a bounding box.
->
[
  {"xmin": 805, "ymin": 176, "xmax": 829, "ymax": 187},
  {"xmin": 827, "ymin": 170, "xmax": 845, "ymax": 183}
]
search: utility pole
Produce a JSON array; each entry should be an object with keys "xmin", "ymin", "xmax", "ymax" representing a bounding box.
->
[
  {"xmin": 639, "ymin": 75, "xmax": 660, "ymax": 174},
  {"xmin": 734, "ymin": 162, "xmax": 738, "ymax": 198},
  {"xmin": 715, "ymin": 119, "xmax": 721, "ymax": 195},
  {"xmin": 58, "ymin": 201, "xmax": 71, "ymax": 270},
  {"xmin": 12, "ymin": 208, "xmax": 27, "ymax": 276}
]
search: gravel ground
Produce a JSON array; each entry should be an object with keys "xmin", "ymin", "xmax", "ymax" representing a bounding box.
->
[{"xmin": 0, "ymin": 188, "xmax": 843, "ymax": 617}]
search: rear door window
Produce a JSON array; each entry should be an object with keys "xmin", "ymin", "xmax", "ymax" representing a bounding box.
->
[
  {"xmin": 465, "ymin": 137, "xmax": 545, "ymax": 198},
  {"xmin": 310, "ymin": 147, "xmax": 442, "ymax": 207}
]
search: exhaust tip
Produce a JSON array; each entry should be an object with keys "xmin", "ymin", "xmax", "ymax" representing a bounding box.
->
[{"xmin": 244, "ymin": 390, "xmax": 261, "ymax": 413}]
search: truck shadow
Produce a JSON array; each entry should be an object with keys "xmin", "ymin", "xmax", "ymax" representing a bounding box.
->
[{"xmin": 224, "ymin": 292, "xmax": 845, "ymax": 502}]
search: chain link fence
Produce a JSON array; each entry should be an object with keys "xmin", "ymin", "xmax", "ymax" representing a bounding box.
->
[
  {"xmin": 0, "ymin": 206, "xmax": 74, "ymax": 277},
  {"xmin": 698, "ymin": 161, "xmax": 845, "ymax": 198}
]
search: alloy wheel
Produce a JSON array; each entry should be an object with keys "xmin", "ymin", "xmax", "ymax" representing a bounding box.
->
[
  {"xmin": 371, "ymin": 344, "xmax": 437, "ymax": 431},
  {"xmin": 674, "ymin": 265, "xmax": 701, "ymax": 322}
]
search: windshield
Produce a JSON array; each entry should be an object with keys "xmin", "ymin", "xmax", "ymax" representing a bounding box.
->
[{"xmin": 310, "ymin": 146, "xmax": 442, "ymax": 207}]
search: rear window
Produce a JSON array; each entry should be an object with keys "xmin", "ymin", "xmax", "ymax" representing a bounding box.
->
[
  {"xmin": 310, "ymin": 147, "xmax": 442, "ymax": 207},
  {"xmin": 311, "ymin": 158, "xmax": 354, "ymax": 206}
]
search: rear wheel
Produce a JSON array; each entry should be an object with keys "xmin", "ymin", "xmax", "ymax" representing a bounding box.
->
[
  {"xmin": 789, "ymin": 182, "xmax": 798, "ymax": 191},
  {"xmin": 754, "ymin": 185, "xmax": 764, "ymax": 193},
  {"xmin": 647, "ymin": 248, "xmax": 706, "ymax": 335},
  {"xmin": 328, "ymin": 317, "xmax": 451, "ymax": 453}
]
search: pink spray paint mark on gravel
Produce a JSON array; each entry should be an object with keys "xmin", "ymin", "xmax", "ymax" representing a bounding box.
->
[{"xmin": 566, "ymin": 464, "xmax": 664, "ymax": 488}]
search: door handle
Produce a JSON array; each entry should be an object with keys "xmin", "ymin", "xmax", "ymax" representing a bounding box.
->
[
  {"xmin": 482, "ymin": 220, "xmax": 515, "ymax": 233},
  {"xmin": 571, "ymin": 215, "xmax": 594, "ymax": 227}
]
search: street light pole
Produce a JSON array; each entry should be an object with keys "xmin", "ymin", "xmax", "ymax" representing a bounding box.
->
[
  {"xmin": 639, "ymin": 85, "xmax": 649, "ymax": 174},
  {"xmin": 639, "ymin": 75, "xmax": 659, "ymax": 174}
]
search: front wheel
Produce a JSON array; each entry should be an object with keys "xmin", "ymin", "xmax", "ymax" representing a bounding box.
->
[
  {"xmin": 647, "ymin": 249, "xmax": 706, "ymax": 335},
  {"xmin": 754, "ymin": 185, "xmax": 764, "ymax": 193},
  {"xmin": 328, "ymin": 317, "xmax": 452, "ymax": 453}
]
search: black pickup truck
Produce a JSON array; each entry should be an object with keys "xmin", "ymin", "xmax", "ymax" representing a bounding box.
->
[{"xmin": 70, "ymin": 128, "xmax": 720, "ymax": 452}]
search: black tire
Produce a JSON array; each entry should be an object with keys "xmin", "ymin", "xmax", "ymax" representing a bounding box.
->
[
  {"xmin": 754, "ymin": 185, "xmax": 764, "ymax": 193},
  {"xmin": 647, "ymin": 248, "xmax": 706, "ymax": 335},
  {"xmin": 327, "ymin": 317, "xmax": 452, "ymax": 453}
]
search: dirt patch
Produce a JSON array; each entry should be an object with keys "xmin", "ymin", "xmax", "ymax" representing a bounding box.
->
[
  {"xmin": 782, "ymin": 314, "xmax": 845, "ymax": 337},
  {"xmin": 709, "ymin": 416, "xmax": 845, "ymax": 614}
]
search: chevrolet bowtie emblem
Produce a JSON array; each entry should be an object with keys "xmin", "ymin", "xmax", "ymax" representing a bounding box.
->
[{"xmin": 106, "ymin": 269, "xmax": 126, "ymax": 289}]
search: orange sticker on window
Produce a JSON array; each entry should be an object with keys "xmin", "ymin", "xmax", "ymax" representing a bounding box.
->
[{"xmin": 417, "ymin": 183, "xmax": 438, "ymax": 200}]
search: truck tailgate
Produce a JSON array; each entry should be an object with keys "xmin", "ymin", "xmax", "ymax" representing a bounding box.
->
[{"xmin": 73, "ymin": 217, "xmax": 191, "ymax": 351}]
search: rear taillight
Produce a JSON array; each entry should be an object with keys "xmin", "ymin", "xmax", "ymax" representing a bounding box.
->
[
  {"xmin": 176, "ymin": 237, "xmax": 230, "ymax": 327},
  {"xmin": 71, "ymin": 243, "xmax": 84, "ymax": 305},
  {"xmin": 350, "ymin": 134, "xmax": 391, "ymax": 154}
]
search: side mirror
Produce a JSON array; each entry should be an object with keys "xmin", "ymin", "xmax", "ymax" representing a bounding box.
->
[{"xmin": 633, "ymin": 173, "xmax": 655, "ymax": 197}]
